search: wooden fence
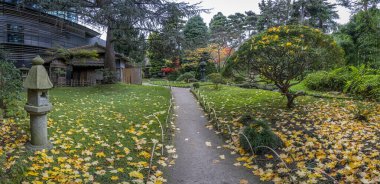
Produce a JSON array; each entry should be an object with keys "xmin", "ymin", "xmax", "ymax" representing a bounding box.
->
[
  {"xmin": 54, "ymin": 79, "xmax": 97, "ymax": 87},
  {"xmin": 122, "ymin": 68, "xmax": 142, "ymax": 84}
]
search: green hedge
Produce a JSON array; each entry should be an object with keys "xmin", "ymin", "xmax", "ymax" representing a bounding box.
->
[{"xmin": 304, "ymin": 66, "xmax": 380, "ymax": 101}]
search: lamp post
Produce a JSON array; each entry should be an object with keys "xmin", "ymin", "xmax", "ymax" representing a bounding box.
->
[
  {"xmin": 199, "ymin": 59, "xmax": 207, "ymax": 82},
  {"xmin": 24, "ymin": 56, "xmax": 54, "ymax": 151}
]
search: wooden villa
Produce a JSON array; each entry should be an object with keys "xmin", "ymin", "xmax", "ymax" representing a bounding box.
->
[{"xmin": 43, "ymin": 44, "xmax": 142, "ymax": 87}]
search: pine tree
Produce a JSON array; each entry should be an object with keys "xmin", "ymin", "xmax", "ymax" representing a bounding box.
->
[{"xmin": 183, "ymin": 15, "xmax": 209, "ymax": 50}]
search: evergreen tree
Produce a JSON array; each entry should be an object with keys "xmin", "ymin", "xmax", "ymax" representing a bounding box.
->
[
  {"xmin": 183, "ymin": 15, "xmax": 209, "ymax": 50},
  {"xmin": 227, "ymin": 13, "xmax": 247, "ymax": 47},
  {"xmin": 336, "ymin": 8, "xmax": 380, "ymax": 67},
  {"xmin": 257, "ymin": 0, "xmax": 293, "ymax": 31},
  {"xmin": 292, "ymin": 0, "xmax": 339, "ymax": 32},
  {"xmin": 338, "ymin": 0, "xmax": 380, "ymax": 11},
  {"xmin": 244, "ymin": 11, "xmax": 259, "ymax": 36},
  {"xmin": 209, "ymin": 12, "xmax": 229, "ymax": 71}
]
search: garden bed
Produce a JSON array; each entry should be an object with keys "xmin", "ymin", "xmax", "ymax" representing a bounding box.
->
[
  {"xmin": 0, "ymin": 84, "xmax": 173, "ymax": 183},
  {"xmin": 193, "ymin": 85, "xmax": 380, "ymax": 183}
]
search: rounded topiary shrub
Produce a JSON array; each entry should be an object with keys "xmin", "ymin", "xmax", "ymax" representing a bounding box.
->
[
  {"xmin": 304, "ymin": 71, "xmax": 330, "ymax": 91},
  {"xmin": 240, "ymin": 119, "xmax": 283, "ymax": 154},
  {"xmin": 208, "ymin": 73, "xmax": 226, "ymax": 89},
  {"xmin": 176, "ymin": 72, "xmax": 195, "ymax": 83},
  {"xmin": 192, "ymin": 82, "xmax": 200, "ymax": 89}
]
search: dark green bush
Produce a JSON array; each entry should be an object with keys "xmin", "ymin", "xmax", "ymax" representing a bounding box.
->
[
  {"xmin": 305, "ymin": 67, "xmax": 354, "ymax": 91},
  {"xmin": 176, "ymin": 72, "xmax": 195, "ymax": 83},
  {"xmin": 192, "ymin": 82, "xmax": 200, "ymax": 89},
  {"xmin": 233, "ymin": 76, "xmax": 245, "ymax": 84},
  {"xmin": 240, "ymin": 119, "xmax": 283, "ymax": 154},
  {"xmin": 344, "ymin": 75, "xmax": 380, "ymax": 101},
  {"xmin": 208, "ymin": 73, "xmax": 226, "ymax": 89},
  {"xmin": 304, "ymin": 71, "xmax": 331, "ymax": 91},
  {"xmin": 167, "ymin": 71, "xmax": 180, "ymax": 81},
  {"xmin": 304, "ymin": 65, "xmax": 380, "ymax": 101},
  {"xmin": 328, "ymin": 67, "xmax": 355, "ymax": 91},
  {"xmin": 0, "ymin": 60, "xmax": 23, "ymax": 118}
]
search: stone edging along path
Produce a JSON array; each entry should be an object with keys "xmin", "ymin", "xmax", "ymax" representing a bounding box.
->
[{"xmin": 164, "ymin": 87, "xmax": 263, "ymax": 184}]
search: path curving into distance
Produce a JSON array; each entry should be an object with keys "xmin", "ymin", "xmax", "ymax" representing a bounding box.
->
[{"xmin": 165, "ymin": 87, "xmax": 264, "ymax": 184}]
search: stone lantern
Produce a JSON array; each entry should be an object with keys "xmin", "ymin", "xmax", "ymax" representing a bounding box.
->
[
  {"xmin": 24, "ymin": 56, "xmax": 53, "ymax": 151},
  {"xmin": 199, "ymin": 59, "xmax": 207, "ymax": 82}
]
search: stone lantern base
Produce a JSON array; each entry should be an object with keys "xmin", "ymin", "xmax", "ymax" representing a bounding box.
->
[{"xmin": 25, "ymin": 141, "xmax": 53, "ymax": 151}]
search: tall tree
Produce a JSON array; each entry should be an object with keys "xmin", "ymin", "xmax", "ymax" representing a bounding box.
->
[
  {"xmin": 257, "ymin": 0, "xmax": 293, "ymax": 31},
  {"xmin": 336, "ymin": 8, "xmax": 380, "ymax": 67},
  {"xmin": 227, "ymin": 13, "xmax": 247, "ymax": 47},
  {"xmin": 23, "ymin": 0, "xmax": 202, "ymax": 82},
  {"xmin": 338, "ymin": 0, "xmax": 380, "ymax": 11},
  {"xmin": 183, "ymin": 15, "xmax": 209, "ymax": 50},
  {"xmin": 292, "ymin": 0, "xmax": 339, "ymax": 32},
  {"xmin": 114, "ymin": 27, "xmax": 146, "ymax": 63},
  {"xmin": 244, "ymin": 11, "xmax": 259, "ymax": 36},
  {"xmin": 209, "ymin": 12, "xmax": 229, "ymax": 71},
  {"xmin": 146, "ymin": 3, "xmax": 188, "ymax": 76}
]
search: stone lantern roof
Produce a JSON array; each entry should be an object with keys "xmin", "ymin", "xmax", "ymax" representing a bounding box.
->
[{"xmin": 23, "ymin": 56, "xmax": 54, "ymax": 89}]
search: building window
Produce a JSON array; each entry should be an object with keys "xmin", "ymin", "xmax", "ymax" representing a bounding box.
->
[{"xmin": 7, "ymin": 24, "xmax": 24, "ymax": 44}]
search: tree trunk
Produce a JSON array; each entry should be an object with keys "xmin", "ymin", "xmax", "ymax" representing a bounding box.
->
[
  {"xmin": 104, "ymin": 26, "xmax": 117, "ymax": 82},
  {"xmin": 218, "ymin": 48, "xmax": 221, "ymax": 72},
  {"xmin": 0, "ymin": 99, "xmax": 5, "ymax": 119},
  {"xmin": 285, "ymin": 93, "xmax": 295, "ymax": 108},
  {"xmin": 278, "ymin": 85, "xmax": 295, "ymax": 108},
  {"xmin": 300, "ymin": 0, "xmax": 305, "ymax": 25}
]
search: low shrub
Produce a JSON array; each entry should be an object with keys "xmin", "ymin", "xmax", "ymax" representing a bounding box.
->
[
  {"xmin": 233, "ymin": 76, "xmax": 246, "ymax": 84},
  {"xmin": 344, "ymin": 75, "xmax": 380, "ymax": 101},
  {"xmin": 239, "ymin": 119, "xmax": 283, "ymax": 154},
  {"xmin": 167, "ymin": 70, "xmax": 180, "ymax": 81},
  {"xmin": 208, "ymin": 73, "xmax": 226, "ymax": 89},
  {"xmin": 304, "ymin": 67, "xmax": 354, "ymax": 91},
  {"xmin": 328, "ymin": 67, "xmax": 355, "ymax": 91},
  {"xmin": 304, "ymin": 71, "xmax": 330, "ymax": 91},
  {"xmin": 0, "ymin": 60, "xmax": 23, "ymax": 118},
  {"xmin": 176, "ymin": 72, "xmax": 195, "ymax": 83},
  {"xmin": 192, "ymin": 82, "xmax": 200, "ymax": 89}
]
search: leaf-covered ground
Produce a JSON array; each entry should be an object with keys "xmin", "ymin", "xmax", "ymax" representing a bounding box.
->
[
  {"xmin": 0, "ymin": 84, "xmax": 172, "ymax": 184},
  {"xmin": 195, "ymin": 85, "xmax": 380, "ymax": 183}
]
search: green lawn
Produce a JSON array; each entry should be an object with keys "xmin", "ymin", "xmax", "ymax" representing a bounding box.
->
[
  {"xmin": 0, "ymin": 84, "xmax": 171, "ymax": 183},
  {"xmin": 194, "ymin": 85, "xmax": 380, "ymax": 183}
]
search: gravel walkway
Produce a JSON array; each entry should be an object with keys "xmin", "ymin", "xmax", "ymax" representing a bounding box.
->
[{"xmin": 165, "ymin": 87, "xmax": 264, "ymax": 184}]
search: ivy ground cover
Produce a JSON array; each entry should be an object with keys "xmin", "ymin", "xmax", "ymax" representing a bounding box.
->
[
  {"xmin": 196, "ymin": 85, "xmax": 380, "ymax": 183},
  {"xmin": 0, "ymin": 84, "xmax": 171, "ymax": 183}
]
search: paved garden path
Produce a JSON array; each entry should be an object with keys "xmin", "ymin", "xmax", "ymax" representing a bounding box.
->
[{"xmin": 165, "ymin": 87, "xmax": 263, "ymax": 184}]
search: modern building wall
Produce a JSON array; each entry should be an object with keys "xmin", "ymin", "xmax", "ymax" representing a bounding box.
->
[{"xmin": 0, "ymin": 2, "xmax": 101, "ymax": 67}]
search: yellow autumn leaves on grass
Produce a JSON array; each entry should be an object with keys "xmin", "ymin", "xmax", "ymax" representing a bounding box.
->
[
  {"xmin": 0, "ymin": 84, "xmax": 171, "ymax": 183},
  {"xmin": 198, "ymin": 85, "xmax": 380, "ymax": 183}
]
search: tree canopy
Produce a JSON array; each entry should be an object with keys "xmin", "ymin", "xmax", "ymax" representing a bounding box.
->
[
  {"xmin": 183, "ymin": 15, "xmax": 209, "ymax": 50},
  {"xmin": 230, "ymin": 25, "xmax": 344, "ymax": 107}
]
